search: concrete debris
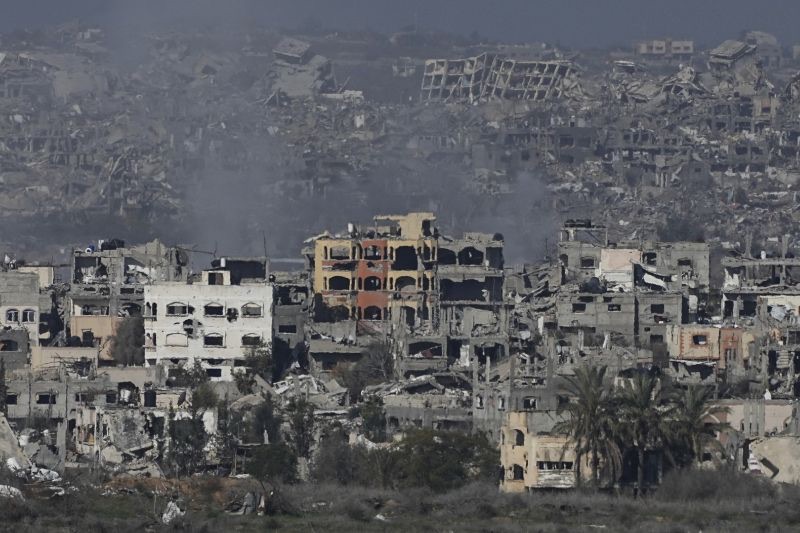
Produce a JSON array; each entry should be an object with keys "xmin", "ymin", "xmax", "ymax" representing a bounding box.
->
[
  {"xmin": 6, "ymin": 22, "xmax": 800, "ymax": 496},
  {"xmin": 162, "ymin": 500, "xmax": 186, "ymax": 524},
  {"xmin": 0, "ymin": 485, "xmax": 24, "ymax": 500}
]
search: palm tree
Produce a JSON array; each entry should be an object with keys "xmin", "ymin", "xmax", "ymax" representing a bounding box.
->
[
  {"xmin": 670, "ymin": 385, "xmax": 730, "ymax": 466},
  {"xmin": 555, "ymin": 365, "xmax": 621, "ymax": 488},
  {"xmin": 616, "ymin": 372, "xmax": 677, "ymax": 495}
]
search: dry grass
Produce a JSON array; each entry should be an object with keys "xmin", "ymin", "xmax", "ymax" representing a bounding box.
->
[{"xmin": 1, "ymin": 469, "xmax": 799, "ymax": 532}]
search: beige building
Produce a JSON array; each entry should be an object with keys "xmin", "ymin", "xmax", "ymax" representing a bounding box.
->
[
  {"xmin": 70, "ymin": 315, "xmax": 122, "ymax": 362},
  {"xmin": 500, "ymin": 411, "xmax": 586, "ymax": 492}
]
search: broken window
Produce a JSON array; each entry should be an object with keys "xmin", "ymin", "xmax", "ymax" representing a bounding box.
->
[
  {"xmin": 363, "ymin": 306, "xmax": 382, "ymax": 320},
  {"xmin": 207, "ymin": 272, "xmax": 224, "ymax": 285},
  {"xmin": 643, "ymin": 252, "xmax": 657, "ymax": 266},
  {"xmin": 392, "ymin": 246, "xmax": 418, "ymax": 270},
  {"xmin": 21, "ymin": 309, "xmax": 35, "ymax": 323},
  {"xmin": 278, "ymin": 324, "xmax": 297, "ymax": 334},
  {"xmin": 395, "ymin": 276, "xmax": 416, "ymax": 292},
  {"xmin": 204, "ymin": 333, "xmax": 224, "ymax": 347},
  {"xmin": 106, "ymin": 392, "xmax": 117, "ymax": 404},
  {"xmin": 580, "ymin": 257, "xmax": 596, "ymax": 268},
  {"xmin": 438, "ymin": 248, "xmax": 457, "ymax": 265},
  {"xmin": 512, "ymin": 464, "xmax": 524, "ymax": 480},
  {"xmin": 242, "ymin": 303, "xmax": 261, "ymax": 318},
  {"xmin": 327, "ymin": 276, "xmax": 350, "ymax": 291},
  {"xmin": 364, "ymin": 245, "xmax": 382, "ymax": 260},
  {"xmin": 677, "ymin": 258, "xmax": 693, "ymax": 267},
  {"xmin": 650, "ymin": 334, "xmax": 664, "ymax": 344},
  {"xmin": 206, "ymin": 368, "xmax": 222, "ymax": 378},
  {"xmin": 204, "ymin": 303, "xmax": 224, "ymax": 316},
  {"xmin": 330, "ymin": 246, "xmax": 350, "ymax": 260},
  {"xmin": 363, "ymin": 276, "xmax": 382, "ymax": 291},
  {"xmin": 166, "ymin": 302, "xmax": 188, "ymax": 316},
  {"xmin": 36, "ymin": 393, "xmax": 56, "ymax": 405},
  {"xmin": 514, "ymin": 429, "xmax": 525, "ymax": 446},
  {"xmin": 241, "ymin": 334, "xmax": 261, "ymax": 347},
  {"xmin": 522, "ymin": 397, "xmax": 537, "ymax": 410},
  {"xmin": 608, "ymin": 304, "xmax": 621, "ymax": 312},
  {"xmin": 458, "ymin": 247, "xmax": 484, "ymax": 266},
  {"xmin": 650, "ymin": 304, "xmax": 665, "ymax": 314},
  {"xmin": 5, "ymin": 309, "xmax": 19, "ymax": 322},
  {"xmin": 0, "ymin": 340, "xmax": 19, "ymax": 352},
  {"xmin": 692, "ymin": 335, "xmax": 708, "ymax": 346},
  {"xmin": 81, "ymin": 331, "xmax": 95, "ymax": 347},
  {"xmin": 572, "ymin": 303, "xmax": 587, "ymax": 313},
  {"xmin": 6, "ymin": 394, "xmax": 17, "ymax": 405},
  {"xmin": 75, "ymin": 392, "xmax": 90, "ymax": 403}
]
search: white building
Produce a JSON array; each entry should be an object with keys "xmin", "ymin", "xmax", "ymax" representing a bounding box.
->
[{"xmin": 144, "ymin": 264, "xmax": 273, "ymax": 381}]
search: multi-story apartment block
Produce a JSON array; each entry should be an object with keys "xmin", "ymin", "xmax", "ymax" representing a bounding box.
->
[{"xmin": 143, "ymin": 258, "xmax": 272, "ymax": 381}]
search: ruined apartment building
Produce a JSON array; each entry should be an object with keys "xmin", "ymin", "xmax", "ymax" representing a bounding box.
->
[
  {"xmin": 634, "ymin": 39, "xmax": 694, "ymax": 60},
  {"xmin": 70, "ymin": 239, "xmax": 190, "ymax": 364},
  {"xmin": 499, "ymin": 411, "xmax": 583, "ymax": 493},
  {"xmin": 307, "ymin": 212, "xmax": 438, "ymax": 324},
  {"xmin": 420, "ymin": 54, "xmax": 582, "ymax": 102},
  {"xmin": 144, "ymin": 257, "xmax": 273, "ymax": 381},
  {"xmin": 0, "ymin": 269, "xmax": 48, "ymax": 354},
  {"xmin": 305, "ymin": 212, "xmax": 508, "ymax": 378},
  {"xmin": 555, "ymin": 220, "xmax": 708, "ymax": 347},
  {"xmin": 721, "ymin": 240, "xmax": 800, "ymax": 319}
]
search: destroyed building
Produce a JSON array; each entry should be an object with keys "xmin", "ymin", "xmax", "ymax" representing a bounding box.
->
[
  {"xmin": 421, "ymin": 54, "xmax": 582, "ymax": 102},
  {"xmin": 69, "ymin": 239, "xmax": 190, "ymax": 365}
]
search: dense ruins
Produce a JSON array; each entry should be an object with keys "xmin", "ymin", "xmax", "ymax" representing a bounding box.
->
[{"xmin": 5, "ymin": 18, "xmax": 800, "ymax": 528}]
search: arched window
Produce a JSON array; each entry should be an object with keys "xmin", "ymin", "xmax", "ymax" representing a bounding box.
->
[
  {"xmin": 363, "ymin": 306, "xmax": 382, "ymax": 320},
  {"xmin": 241, "ymin": 334, "xmax": 262, "ymax": 347},
  {"xmin": 364, "ymin": 276, "xmax": 382, "ymax": 291},
  {"xmin": 328, "ymin": 276, "xmax": 350, "ymax": 291},
  {"xmin": 514, "ymin": 429, "xmax": 525, "ymax": 446},
  {"xmin": 21, "ymin": 309, "xmax": 36, "ymax": 323},
  {"xmin": 395, "ymin": 276, "xmax": 416, "ymax": 292},
  {"xmin": 166, "ymin": 302, "xmax": 188, "ymax": 316},
  {"xmin": 242, "ymin": 303, "xmax": 262, "ymax": 317},
  {"xmin": 165, "ymin": 333, "xmax": 189, "ymax": 347},
  {"xmin": 0, "ymin": 340, "xmax": 19, "ymax": 352},
  {"xmin": 5, "ymin": 309, "xmax": 18, "ymax": 322},
  {"xmin": 512, "ymin": 464, "xmax": 524, "ymax": 480}
]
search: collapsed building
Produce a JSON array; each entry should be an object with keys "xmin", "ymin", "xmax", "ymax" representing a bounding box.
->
[{"xmin": 421, "ymin": 54, "xmax": 582, "ymax": 102}]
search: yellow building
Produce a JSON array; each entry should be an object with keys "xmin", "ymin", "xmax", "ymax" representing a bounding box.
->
[
  {"xmin": 308, "ymin": 212, "xmax": 438, "ymax": 323},
  {"xmin": 500, "ymin": 411, "xmax": 586, "ymax": 492}
]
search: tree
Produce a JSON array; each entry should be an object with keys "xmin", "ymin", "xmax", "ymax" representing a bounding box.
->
[
  {"xmin": 336, "ymin": 340, "xmax": 395, "ymax": 400},
  {"xmin": 250, "ymin": 395, "xmax": 281, "ymax": 444},
  {"xmin": 670, "ymin": 385, "xmax": 730, "ymax": 466},
  {"xmin": 393, "ymin": 429, "xmax": 499, "ymax": 491},
  {"xmin": 359, "ymin": 340, "xmax": 394, "ymax": 382},
  {"xmin": 313, "ymin": 428, "xmax": 362, "ymax": 485},
  {"xmin": 109, "ymin": 317, "xmax": 144, "ymax": 366},
  {"xmin": 359, "ymin": 396, "xmax": 386, "ymax": 442},
  {"xmin": 616, "ymin": 372, "xmax": 677, "ymax": 495},
  {"xmin": 235, "ymin": 342, "xmax": 274, "ymax": 394},
  {"xmin": 246, "ymin": 443, "xmax": 298, "ymax": 484},
  {"xmin": 167, "ymin": 381, "xmax": 218, "ymax": 476},
  {"xmin": 286, "ymin": 398, "xmax": 315, "ymax": 459},
  {"xmin": 554, "ymin": 365, "xmax": 621, "ymax": 488}
]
